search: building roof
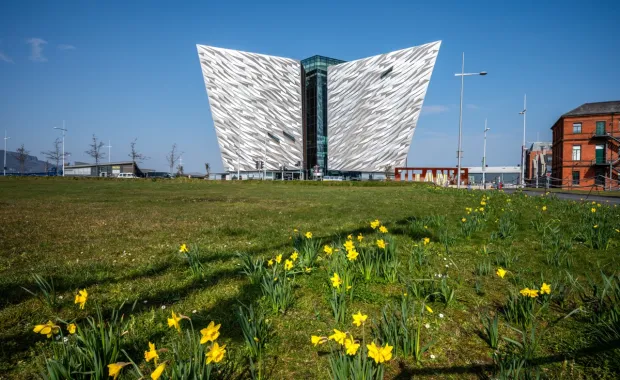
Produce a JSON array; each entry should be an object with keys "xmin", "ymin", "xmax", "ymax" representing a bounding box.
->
[
  {"xmin": 528, "ymin": 142, "xmax": 552, "ymax": 152},
  {"xmin": 65, "ymin": 161, "xmax": 137, "ymax": 168},
  {"xmin": 563, "ymin": 101, "xmax": 620, "ymax": 117}
]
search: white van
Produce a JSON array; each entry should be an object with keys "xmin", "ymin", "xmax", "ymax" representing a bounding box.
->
[{"xmin": 117, "ymin": 173, "xmax": 138, "ymax": 179}]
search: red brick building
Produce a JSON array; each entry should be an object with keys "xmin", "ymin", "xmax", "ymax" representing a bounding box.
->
[{"xmin": 551, "ymin": 101, "xmax": 620, "ymax": 190}]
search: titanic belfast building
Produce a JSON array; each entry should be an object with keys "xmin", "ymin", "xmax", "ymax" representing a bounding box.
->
[{"xmin": 197, "ymin": 41, "xmax": 440, "ymax": 179}]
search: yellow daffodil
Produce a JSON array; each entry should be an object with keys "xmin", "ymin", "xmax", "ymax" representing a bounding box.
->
[
  {"xmin": 200, "ymin": 321, "xmax": 221, "ymax": 344},
  {"xmin": 67, "ymin": 323, "xmax": 76, "ymax": 334},
  {"xmin": 479, "ymin": 207, "xmax": 485, "ymax": 212},
  {"xmin": 542, "ymin": 206, "xmax": 547, "ymax": 211},
  {"xmin": 496, "ymin": 267, "xmax": 507, "ymax": 278},
  {"xmin": 376, "ymin": 239, "xmax": 386, "ymax": 249},
  {"xmin": 480, "ymin": 201, "xmax": 486, "ymax": 206},
  {"xmin": 367, "ymin": 342, "xmax": 393, "ymax": 363},
  {"xmin": 346, "ymin": 249, "xmax": 359, "ymax": 261},
  {"xmin": 593, "ymin": 225, "xmax": 598, "ymax": 229},
  {"xmin": 591, "ymin": 208, "xmax": 597, "ymax": 213},
  {"xmin": 293, "ymin": 228, "xmax": 298, "ymax": 233},
  {"xmin": 328, "ymin": 329, "xmax": 347, "ymax": 345},
  {"xmin": 311, "ymin": 335, "xmax": 327, "ymax": 346},
  {"xmin": 324, "ymin": 245, "xmax": 333, "ymax": 255},
  {"xmin": 206, "ymin": 342, "xmax": 226, "ymax": 364},
  {"xmin": 352, "ymin": 311, "xmax": 368, "ymax": 327},
  {"xmin": 267, "ymin": 259, "xmax": 274, "ymax": 267},
  {"xmin": 423, "ymin": 237, "xmax": 430, "ymax": 245},
  {"xmin": 33, "ymin": 320, "xmax": 60, "ymax": 338},
  {"xmin": 144, "ymin": 342, "xmax": 159, "ymax": 364},
  {"xmin": 179, "ymin": 243, "xmax": 189, "ymax": 253},
  {"xmin": 331, "ymin": 273, "xmax": 342, "ymax": 289},
  {"xmin": 151, "ymin": 363, "xmax": 166, "ymax": 380},
  {"xmin": 424, "ymin": 225, "xmax": 428, "ymax": 229},
  {"xmin": 284, "ymin": 259, "xmax": 293, "ymax": 270},
  {"xmin": 347, "ymin": 234, "xmax": 353, "ymax": 240},
  {"xmin": 344, "ymin": 337, "xmax": 360, "ymax": 355},
  {"xmin": 290, "ymin": 252, "xmax": 298, "ymax": 261},
  {"xmin": 541, "ymin": 283, "xmax": 551, "ymax": 295},
  {"xmin": 615, "ymin": 229, "xmax": 620, "ymax": 233},
  {"xmin": 108, "ymin": 362, "xmax": 130, "ymax": 380},
  {"xmin": 379, "ymin": 225, "xmax": 388, "ymax": 234},
  {"xmin": 74, "ymin": 289, "xmax": 88, "ymax": 309},
  {"xmin": 347, "ymin": 285, "xmax": 352, "ymax": 291},
  {"xmin": 305, "ymin": 267, "xmax": 312, "ymax": 273},
  {"xmin": 305, "ymin": 231, "xmax": 313, "ymax": 239},
  {"xmin": 461, "ymin": 218, "xmax": 466, "ymax": 223},
  {"xmin": 370, "ymin": 219, "xmax": 380, "ymax": 229},
  {"xmin": 519, "ymin": 288, "xmax": 539, "ymax": 298},
  {"xmin": 275, "ymin": 254, "xmax": 282, "ymax": 264},
  {"xmin": 344, "ymin": 240, "xmax": 355, "ymax": 252},
  {"xmin": 167, "ymin": 310, "xmax": 182, "ymax": 332},
  {"xmin": 597, "ymin": 203, "xmax": 601, "ymax": 207},
  {"xmin": 425, "ymin": 305, "xmax": 433, "ymax": 313}
]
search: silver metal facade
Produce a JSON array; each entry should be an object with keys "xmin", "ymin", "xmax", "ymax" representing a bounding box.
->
[
  {"xmin": 327, "ymin": 41, "xmax": 441, "ymax": 172},
  {"xmin": 197, "ymin": 45, "xmax": 303, "ymax": 171}
]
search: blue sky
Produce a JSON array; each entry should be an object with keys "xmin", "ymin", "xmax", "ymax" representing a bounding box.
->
[{"xmin": 1, "ymin": 0, "xmax": 619, "ymax": 173}]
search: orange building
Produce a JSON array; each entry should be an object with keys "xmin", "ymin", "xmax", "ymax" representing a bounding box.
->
[{"xmin": 551, "ymin": 101, "xmax": 620, "ymax": 189}]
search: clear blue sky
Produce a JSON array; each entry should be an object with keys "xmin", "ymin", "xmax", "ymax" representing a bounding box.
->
[{"xmin": 1, "ymin": 0, "xmax": 619, "ymax": 173}]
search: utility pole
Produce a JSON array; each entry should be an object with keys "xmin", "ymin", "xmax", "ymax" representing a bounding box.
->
[
  {"xmin": 482, "ymin": 119, "xmax": 490, "ymax": 189},
  {"xmin": 3, "ymin": 130, "xmax": 10, "ymax": 176},
  {"xmin": 53, "ymin": 121, "xmax": 68, "ymax": 177},
  {"xmin": 519, "ymin": 95, "xmax": 527, "ymax": 188},
  {"xmin": 105, "ymin": 140, "xmax": 112, "ymax": 163}
]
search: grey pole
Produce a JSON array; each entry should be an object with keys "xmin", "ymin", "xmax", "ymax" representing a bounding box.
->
[
  {"xmin": 457, "ymin": 53, "xmax": 465, "ymax": 189},
  {"xmin": 519, "ymin": 95, "xmax": 527, "ymax": 188},
  {"xmin": 3, "ymin": 130, "xmax": 10, "ymax": 176},
  {"xmin": 454, "ymin": 54, "xmax": 487, "ymax": 189},
  {"xmin": 54, "ymin": 121, "xmax": 68, "ymax": 177},
  {"xmin": 483, "ymin": 119, "xmax": 490, "ymax": 189}
]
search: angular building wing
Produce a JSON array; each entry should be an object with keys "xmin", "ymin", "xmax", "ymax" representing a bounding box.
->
[
  {"xmin": 327, "ymin": 41, "xmax": 441, "ymax": 172},
  {"xmin": 197, "ymin": 45, "xmax": 303, "ymax": 171}
]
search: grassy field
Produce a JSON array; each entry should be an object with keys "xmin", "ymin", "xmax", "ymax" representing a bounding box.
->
[{"xmin": 0, "ymin": 178, "xmax": 619, "ymax": 379}]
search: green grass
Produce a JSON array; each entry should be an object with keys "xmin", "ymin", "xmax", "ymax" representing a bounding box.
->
[{"xmin": 1, "ymin": 177, "xmax": 619, "ymax": 379}]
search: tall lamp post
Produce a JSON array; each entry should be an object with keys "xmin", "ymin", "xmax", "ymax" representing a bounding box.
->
[
  {"xmin": 482, "ymin": 119, "xmax": 490, "ymax": 189},
  {"xmin": 3, "ymin": 130, "xmax": 10, "ymax": 176},
  {"xmin": 53, "ymin": 121, "xmax": 67, "ymax": 177},
  {"xmin": 455, "ymin": 52, "xmax": 487, "ymax": 189},
  {"xmin": 105, "ymin": 140, "xmax": 112, "ymax": 163},
  {"xmin": 519, "ymin": 95, "xmax": 527, "ymax": 188}
]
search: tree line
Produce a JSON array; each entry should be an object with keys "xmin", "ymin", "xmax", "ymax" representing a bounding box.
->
[{"xmin": 8, "ymin": 136, "xmax": 211, "ymax": 178}]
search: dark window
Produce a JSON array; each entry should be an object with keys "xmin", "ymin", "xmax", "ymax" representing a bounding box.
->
[
  {"xmin": 596, "ymin": 121, "xmax": 606, "ymax": 135},
  {"xmin": 572, "ymin": 171, "xmax": 580, "ymax": 185},
  {"xmin": 572, "ymin": 123, "xmax": 582, "ymax": 134},
  {"xmin": 595, "ymin": 168, "xmax": 605, "ymax": 185}
]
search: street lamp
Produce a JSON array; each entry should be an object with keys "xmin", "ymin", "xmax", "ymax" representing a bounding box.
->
[
  {"xmin": 53, "ymin": 121, "xmax": 67, "ymax": 177},
  {"xmin": 455, "ymin": 52, "xmax": 487, "ymax": 189},
  {"xmin": 482, "ymin": 119, "xmax": 490, "ymax": 189},
  {"xmin": 519, "ymin": 95, "xmax": 527, "ymax": 188},
  {"xmin": 3, "ymin": 130, "xmax": 10, "ymax": 176}
]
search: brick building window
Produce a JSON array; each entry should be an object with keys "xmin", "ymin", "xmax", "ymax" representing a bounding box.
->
[
  {"xmin": 596, "ymin": 121, "xmax": 606, "ymax": 135},
  {"xmin": 572, "ymin": 123, "xmax": 582, "ymax": 133},
  {"xmin": 572, "ymin": 171, "xmax": 580, "ymax": 185},
  {"xmin": 572, "ymin": 145, "xmax": 581, "ymax": 161}
]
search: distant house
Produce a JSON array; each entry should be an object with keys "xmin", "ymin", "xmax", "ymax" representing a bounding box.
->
[
  {"xmin": 64, "ymin": 161, "xmax": 148, "ymax": 177},
  {"xmin": 525, "ymin": 142, "xmax": 552, "ymax": 187}
]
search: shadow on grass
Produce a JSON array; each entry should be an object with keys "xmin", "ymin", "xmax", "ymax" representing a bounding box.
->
[{"xmin": 393, "ymin": 339, "xmax": 620, "ymax": 379}]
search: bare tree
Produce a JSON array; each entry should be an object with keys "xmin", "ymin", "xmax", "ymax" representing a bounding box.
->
[
  {"xmin": 176, "ymin": 164, "xmax": 184, "ymax": 176},
  {"xmin": 384, "ymin": 164, "xmax": 393, "ymax": 181},
  {"xmin": 41, "ymin": 138, "xmax": 70, "ymax": 176},
  {"xmin": 85, "ymin": 134, "xmax": 106, "ymax": 176},
  {"xmin": 128, "ymin": 138, "xmax": 149, "ymax": 164},
  {"xmin": 16, "ymin": 144, "xmax": 30, "ymax": 174},
  {"xmin": 166, "ymin": 144, "xmax": 181, "ymax": 176},
  {"xmin": 44, "ymin": 160, "xmax": 49, "ymax": 173},
  {"xmin": 204, "ymin": 162, "xmax": 210, "ymax": 179}
]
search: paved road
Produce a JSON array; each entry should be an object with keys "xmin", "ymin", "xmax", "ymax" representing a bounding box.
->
[{"xmin": 503, "ymin": 189, "xmax": 620, "ymax": 205}]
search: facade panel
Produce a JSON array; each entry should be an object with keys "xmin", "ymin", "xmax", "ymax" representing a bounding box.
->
[
  {"xmin": 327, "ymin": 41, "xmax": 441, "ymax": 172},
  {"xmin": 197, "ymin": 45, "xmax": 303, "ymax": 172}
]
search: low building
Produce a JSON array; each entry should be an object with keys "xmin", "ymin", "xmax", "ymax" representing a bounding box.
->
[
  {"xmin": 551, "ymin": 101, "xmax": 620, "ymax": 189},
  {"xmin": 467, "ymin": 166, "xmax": 521, "ymax": 187},
  {"xmin": 525, "ymin": 142, "xmax": 552, "ymax": 187},
  {"xmin": 64, "ymin": 161, "xmax": 146, "ymax": 177}
]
